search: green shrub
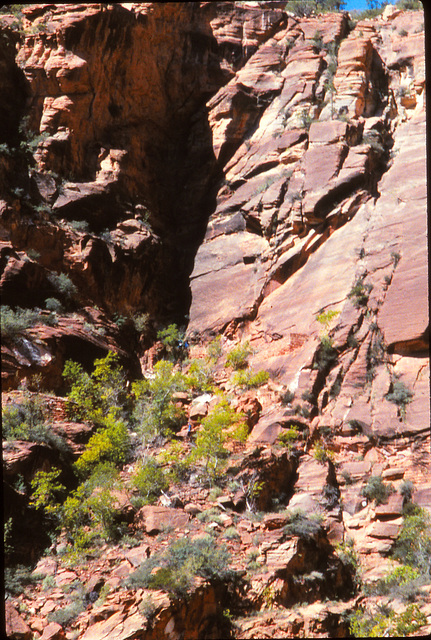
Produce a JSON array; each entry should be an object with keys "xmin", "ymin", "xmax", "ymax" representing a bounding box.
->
[
  {"xmin": 157, "ymin": 324, "xmax": 187, "ymax": 361},
  {"xmin": 312, "ymin": 30, "xmax": 324, "ymax": 51},
  {"xmin": 48, "ymin": 596, "xmax": 85, "ymax": 627},
  {"xmin": 196, "ymin": 507, "xmax": 223, "ymax": 525},
  {"xmin": 132, "ymin": 359, "xmax": 186, "ymax": 443},
  {"xmin": 2, "ymin": 390, "xmax": 68, "ymax": 452},
  {"xmin": 1, "ymin": 305, "xmax": 39, "ymax": 339},
  {"xmin": 392, "ymin": 508, "xmax": 431, "ymax": 575},
  {"xmin": 361, "ymin": 476, "xmax": 394, "ymax": 505},
  {"xmin": 348, "ymin": 277, "xmax": 373, "ymax": 308},
  {"xmin": 313, "ymin": 335, "xmax": 338, "ymax": 371},
  {"xmin": 132, "ymin": 312, "xmax": 150, "ymax": 333},
  {"xmin": 47, "ymin": 272, "xmax": 77, "ymax": 300},
  {"xmin": 157, "ymin": 441, "xmax": 191, "ymax": 483},
  {"xmin": 74, "ymin": 413, "xmax": 130, "ymax": 477},
  {"xmin": 4, "ymin": 565, "xmax": 42, "ymax": 597},
  {"xmin": 350, "ymin": 603, "xmax": 426, "ymax": 638},
  {"xmin": 284, "ymin": 509, "xmax": 323, "ymax": 539},
  {"xmin": 279, "ymin": 388, "xmax": 295, "ymax": 405},
  {"xmin": 225, "ymin": 341, "xmax": 252, "ymax": 370},
  {"xmin": 207, "ymin": 335, "xmax": 223, "ymax": 361},
  {"xmin": 336, "ymin": 538, "xmax": 360, "ymax": 573},
  {"xmin": 223, "ymin": 526, "xmax": 240, "ymax": 540},
  {"xmin": 61, "ymin": 463, "xmax": 124, "ymax": 547},
  {"xmin": 63, "ymin": 352, "xmax": 127, "ymax": 424},
  {"xmin": 385, "ymin": 380, "xmax": 413, "ymax": 419},
  {"xmin": 30, "ymin": 468, "xmax": 65, "ymax": 520},
  {"xmin": 312, "ymin": 440, "xmax": 334, "ymax": 464},
  {"xmin": 277, "ymin": 426, "xmax": 301, "ymax": 448},
  {"xmin": 231, "ymin": 369, "xmax": 269, "ymax": 389},
  {"xmin": 371, "ymin": 565, "xmax": 423, "ymax": 600},
  {"xmin": 125, "ymin": 535, "xmax": 234, "ymax": 598},
  {"xmin": 188, "ymin": 399, "xmax": 247, "ymax": 481},
  {"xmin": 130, "ymin": 457, "xmax": 168, "ymax": 504},
  {"xmin": 184, "ymin": 358, "xmax": 214, "ymax": 393},
  {"xmin": 45, "ymin": 297, "xmax": 64, "ymax": 313},
  {"xmin": 396, "ymin": 0, "xmax": 423, "ymax": 9},
  {"xmin": 316, "ymin": 309, "xmax": 340, "ymax": 328},
  {"xmin": 68, "ymin": 220, "xmax": 90, "ymax": 232}
]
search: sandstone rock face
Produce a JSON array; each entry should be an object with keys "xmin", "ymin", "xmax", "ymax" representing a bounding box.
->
[{"xmin": 1, "ymin": 4, "xmax": 429, "ymax": 640}]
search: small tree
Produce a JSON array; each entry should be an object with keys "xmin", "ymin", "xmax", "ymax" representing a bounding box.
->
[
  {"xmin": 189, "ymin": 399, "xmax": 246, "ymax": 482},
  {"xmin": 132, "ymin": 360, "xmax": 186, "ymax": 442}
]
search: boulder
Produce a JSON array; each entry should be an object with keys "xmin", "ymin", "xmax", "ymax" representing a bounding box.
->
[{"xmin": 136, "ymin": 505, "xmax": 190, "ymax": 535}]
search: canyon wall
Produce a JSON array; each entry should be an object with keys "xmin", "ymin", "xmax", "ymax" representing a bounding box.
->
[{"xmin": 1, "ymin": 3, "xmax": 430, "ymax": 639}]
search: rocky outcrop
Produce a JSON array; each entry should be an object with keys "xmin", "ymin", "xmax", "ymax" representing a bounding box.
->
[{"xmin": 1, "ymin": 3, "xmax": 429, "ymax": 639}]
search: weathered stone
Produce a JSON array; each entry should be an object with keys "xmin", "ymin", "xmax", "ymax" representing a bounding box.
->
[
  {"xmin": 5, "ymin": 601, "xmax": 32, "ymax": 640},
  {"xmin": 136, "ymin": 506, "xmax": 190, "ymax": 535}
]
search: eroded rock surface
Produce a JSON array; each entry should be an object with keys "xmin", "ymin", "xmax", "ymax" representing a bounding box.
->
[{"xmin": 1, "ymin": 3, "xmax": 429, "ymax": 639}]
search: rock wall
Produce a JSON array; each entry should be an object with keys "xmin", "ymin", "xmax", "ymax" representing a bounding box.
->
[{"xmin": 1, "ymin": 3, "xmax": 430, "ymax": 639}]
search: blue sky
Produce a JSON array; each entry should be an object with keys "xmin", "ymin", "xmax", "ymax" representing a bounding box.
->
[{"xmin": 344, "ymin": 0, "xmax": 396, "ymax": 10}]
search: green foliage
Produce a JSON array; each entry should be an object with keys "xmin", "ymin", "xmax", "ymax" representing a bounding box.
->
[
  {"xmin": 279, "ymin": 388, "xmax": 295, "ymax": 405},
  {"xmin": 225, "ymin": 341, "xmax": 252, "ymax": 370},
  {"xmin": 4, "ymin": 565, "xmax": 43, "ymax": 597},
  {"xmin": 362, "ymin": 132, "xmax": 385, "ymax": 155},
  {"xmin": 299, "ymin": 108, "xmax": 314, "ymax": 130},
  {"xmin": 277, "ymin": 425, "xmax": 300, "ymax": 446},
  {"xmin": 312, "ymin": 440, "xmax": 335, "ymax": 464},
  {"xmin": 371, "ymin": 565, "xmax": 423, "ymax": 600},
  {"xmin": 231, "ymin": 369, "xmax": 269, "ymax": 389},
  {"xmin": 157, "ymin": 324, "xmax": 187, "ymax": 361},
  {"xmin": 157, "ymin": 441, "xmax": 191, "ymax": 483},
  {"xmin": 184, "ymin": 358, "xmax": 214, "ymax": 393},
  {"xmin": 132, "ymin": 359, "xmax": 186, "ymax": 443},
  {"xmin": 314, "ymin": 335, "xmax": 338, "ymax": 371},
  {"xmin": 348, "ymin": 277, "xmax": 373, "ymax": 308},
  {"xmin": 48, "ymin": 599, "xmax": 86, "ymax": 627},
  {"xmin": 45, "ymin": 297, "xmax": 64, "ymax": 313},
  {"xmin": 336, "ymin": 538, "xmax": 360, "ymax": 572},
  {"xmin": 68, "ymin": 220, "xmax": 90, "ymax": 232},
  {"xmin": 74, "ymin": 413, "xmax": 130, "ymax": 477},
  {"xmin": 350, "ymin": 603, "xmax": 426, "ymax": 638},
  {"xmin": 396, "ymin": 0, "xmax": 423, "ymax": 9},
  {"xmin": 392, "ymin": 508, "xmax": 431, "ymax": 575},
  {"xmin": 2, "ymin": 389, "xmax": 68, "ymax": 451},
  {"xmin": 207, "ymin": 335, "xmax": 223, "ymax": 361},
  {"xmin": 132, "ymin": 312, "xmax": 150, "ymax": 333},
  {"xmin": 47, "ymin": 271, "xmax": 77, "ymax": 300},
  {"xmin": 285, "ymin": 1, "xmax": 345, "ymax": 17},
  {"xmin": 360, "ymin": 476, "xmax": 394, "ymax": 505},
  {"xmin": 284, "ymin": 509, "xmax": 323, "ymax": 539},
  {"xmin": 223, "ymin": 526, "xmax": 240, "ymax": 540},
  {"xmin": 385, "ymin": 380, "xmax": 413, "ymax": 419},
  {"xmin": 316, "ymin": 309, "xmax": 340, "ymax": 328},
  {"xmin": 1, "ymin": 305, "xmax": 39, "ymax": 339},
  {"xmin": 30, "ymin": 468, "xmax": 65, "ymax": 518},
  {"xmin": 312, "ymin": 30, "xmax": 324, "ymax": 51},
  {"xmin": 61, "ymin": 463, "xmax": 124, "ymax": 548},
  {"xmin": 125, "ymin": 535, "xmax": 234, "ymax": 598},
  {"xmin": 130, "ymin": 456, "xmax": 168, "ymax": 504},
  {"xmin": 63, "ymin": 352, "xmax": 127, "ymax": 424},
  {"xmin": 399, "ymin": 479, "xmax": 415, "ymax": 503},
  {"xmin": 189, "ymin": 399, "xmax": 247, "ymax": 481},
  {"xmin": 391, "ymin": 250, "xmax": 401, "ymax": 267}
]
